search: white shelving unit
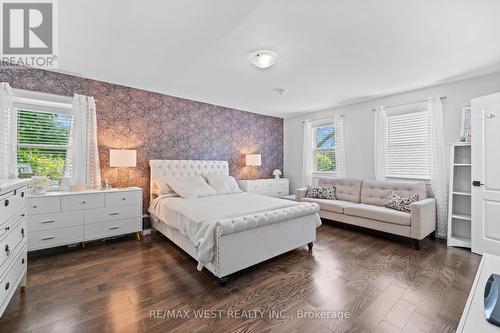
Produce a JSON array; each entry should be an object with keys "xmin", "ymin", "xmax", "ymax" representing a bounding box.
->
[{"xmin": 447, "ymin": 142, "xmax": 472, "ymax": 248}]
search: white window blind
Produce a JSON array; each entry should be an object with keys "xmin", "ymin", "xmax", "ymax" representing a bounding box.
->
[
  {"xmin": 385, "ymin": 110, "xmax": 430, "ymax": 179},
  {"xmin": 17, "ymin": 109, "xmax": 71, "ymax": 179}
]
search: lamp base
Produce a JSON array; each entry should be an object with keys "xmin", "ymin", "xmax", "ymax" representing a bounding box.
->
[{"xmin": 117, "ymin": 167, "xmax": 130, "ymax": 188}]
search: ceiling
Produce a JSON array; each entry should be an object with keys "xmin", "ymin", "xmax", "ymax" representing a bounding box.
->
[{"xmin": 58, "ymin": 0, "xmax": 500, "ymax": 117}]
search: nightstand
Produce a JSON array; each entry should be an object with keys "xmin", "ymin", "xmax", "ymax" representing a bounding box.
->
[
  {"xmin": 27, "ymin": 187, "xmax": 143, "ymax": 251},
  {"xmin": 237, "ymin": 179, "xmax": 289, "ymax": 197}
]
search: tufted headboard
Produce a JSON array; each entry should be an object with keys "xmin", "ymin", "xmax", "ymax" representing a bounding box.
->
[{"xmin": 149, "ymin": 160, "xmax": 229, "ymax": 200}]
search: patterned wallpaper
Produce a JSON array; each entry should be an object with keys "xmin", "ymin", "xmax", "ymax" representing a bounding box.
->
[{"xmin": 0, "ymin": 67, "xmax": 283, "ymax": 209}]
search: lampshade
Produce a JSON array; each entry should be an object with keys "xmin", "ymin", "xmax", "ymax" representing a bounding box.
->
[
  {"xmin": 110, "ymin": 149, "xmax": 137, "ymax": 167},
  {"xmin": 245, "ymin": 154, "xmax": 261, "ymax": 166}
]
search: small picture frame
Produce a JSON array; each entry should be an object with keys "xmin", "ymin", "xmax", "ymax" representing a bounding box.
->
[{"xmin": 17, "ymin": 163, "xmax": 33, "ymax": 178}]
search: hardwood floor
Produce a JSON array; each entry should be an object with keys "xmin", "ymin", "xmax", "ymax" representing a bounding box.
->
[{"xmin": 0, "ymin": 223, "xmax": 480, "ymax": 333}]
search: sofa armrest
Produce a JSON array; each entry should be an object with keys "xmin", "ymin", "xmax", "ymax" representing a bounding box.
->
[
  {"xmin": 410, "ymin": 198, "xmax": 436, "ymax": 240},
  {"xmin": 295, "ymin": 188, "xmax": 308, "ymax": 201}
]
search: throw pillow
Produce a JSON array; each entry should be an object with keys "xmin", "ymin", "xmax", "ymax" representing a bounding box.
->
[
  {"xmin": 204, "ymin": 174, "xmax": 243, "ymax": 195},
  {"xmin": 305, "ymin": 184, "xmax": 336, "ymax": 200},
  {"xmin": 384, "ymin": 191, "xmax": 419, "ymax": 213}
]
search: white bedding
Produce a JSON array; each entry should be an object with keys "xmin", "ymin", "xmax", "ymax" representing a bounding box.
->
[{"xmin": 149, "ymin": 193, "xmax": 320, "ymax": 270}]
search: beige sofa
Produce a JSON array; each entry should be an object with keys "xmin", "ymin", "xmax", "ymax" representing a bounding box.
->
[{"xmin": 296, "ymin": 178, "xmax": 436, "ymax": 249}]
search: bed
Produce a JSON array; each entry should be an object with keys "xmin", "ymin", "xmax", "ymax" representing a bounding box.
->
[{"xmin": 148, "ymin": 160, "xmax": 321, "ymax": 285}]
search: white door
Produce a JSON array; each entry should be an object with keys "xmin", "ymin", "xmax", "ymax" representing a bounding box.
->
[{"xmin": 471, "ymin": 92, "xmax": 500, "ymax": 255}]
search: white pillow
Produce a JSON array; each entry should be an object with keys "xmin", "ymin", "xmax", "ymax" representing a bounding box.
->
[
  {"xmin": 204, "ymin": 174, "xmax": 242, "ymax": 195},
  {"xmin": 165, "ymin": 175, "xmax": 217, "ymax": 199},
  {"xmin": 153, "ymin": 179, "xmax": 176, "ymax": 196}
]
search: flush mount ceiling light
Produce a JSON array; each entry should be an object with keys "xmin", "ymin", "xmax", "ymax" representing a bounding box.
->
[{"xmin": 250, "ymin": 50, "xmax": 278, "ymax": 69}]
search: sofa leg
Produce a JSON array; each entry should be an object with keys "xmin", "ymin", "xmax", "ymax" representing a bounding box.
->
[
  {"xmin": 429, "ymin": 231, "xmax": 436, "ymax": 240},
  {"xmin": 219, "ymin": 277, "xmax": 228, "ymax": 287},
  {"xmin": 412, "ymin": 239, "xmax": 421, "ymax": 250},
  {"xmin": 308, "ymin": 242, "xmax": 313, "ymax": 251}
]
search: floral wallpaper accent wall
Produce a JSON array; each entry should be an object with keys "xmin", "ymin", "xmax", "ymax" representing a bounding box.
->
[{"xmin": 0, "ymin": 67, "xmax": 283, "ymax": 209}]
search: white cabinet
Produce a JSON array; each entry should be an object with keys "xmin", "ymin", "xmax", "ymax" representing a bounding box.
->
[
  {"xmin": 238, "ymin": 179, "xmax": 289, "ymax": 197},
  {"xmin": 27, "ymin": 187, "xmax": 142, "ymax": 251},
  {"xmin": 0, "ymin": 179, "xmax": 29, "ymax": 317}
]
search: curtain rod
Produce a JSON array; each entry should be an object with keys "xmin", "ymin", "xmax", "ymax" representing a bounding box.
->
[
  {"xmin": 301, "ymin": 114, "xmax": 344, "ymax": 124},
  {"xmin": 371, "ymin": 96, "xmax": 447, "ymax": 112}
]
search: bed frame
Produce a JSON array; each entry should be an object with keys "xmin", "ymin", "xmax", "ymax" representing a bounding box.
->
[{"xmin": 149, "ymin": 159, "xmax": 318, "ymax": 286}]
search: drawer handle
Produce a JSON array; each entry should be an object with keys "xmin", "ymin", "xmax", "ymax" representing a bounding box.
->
[
  {"xmin": 121, "ymin": 198, "xmax": 126, "ymax": 201},
  {"xmin": 4, "ymin": 226, "xmax": 10, "ymax": 231},
  {"xmin": 4, "ymin": 199, "xmax": 9, "ymax": 207},
  {"xmin": 5, "ymin": 245, "xmax": 10, "ymax": 255},
  {"xmin": 109, "ymin": 212, "xmax": 120, "ymax": 216},
  {"xmin": 81, "ymin": 201, "xmax": 86, "ymax": 204},
  {"xmin": 21, "ymin": 213, "xmax": 26, "ymax": 217},
  {"xmin": 109, "ymin": 226, "xmax": 120, "ymax": 230},
  {"xmin": 41, "ymin": 219, "xmax": 55, "ymax": 224},
  {"xmin": 21, "ymin": 228, "xmax": 24, "ymax": 238},
  {"xmin": 22, "ymin": 258, "xmax": 25, "ymax": 264},
  {"xmin": 41, "ymin": 236, "xmax": 55, "ymax": 240},
  {"xmin": 21, "ymin": 192, "xmax": 24, "ymax": 198},
  {"xmin": 32, "ymin": 204, "xmax": 38, "ymax": 209},
  {"xmin": 5, "ymin": 282, "xmax": 9, "ymax": 291}
]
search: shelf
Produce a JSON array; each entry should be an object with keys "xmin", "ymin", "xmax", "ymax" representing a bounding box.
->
[
  {"xmin": 452, "ymin": 214, "xmax": 471, "ymax": 221},
  {"xmin": 453, "ymin": 163, "xmax": 471, "ymax": 167},
  {"xmin": 448, "ymin": 235, "xmax": 471, "ymax": 248},
  {"xmin": 453, "ymin": 191, "xmax": 471, "ymax": 196}
]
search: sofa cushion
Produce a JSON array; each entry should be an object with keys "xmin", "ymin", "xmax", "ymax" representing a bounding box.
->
[
  {"xmin": 344, "ymin": 204, "xmax": 411, "ymax": 226},
  {"xmin": 385, "ymin": 191, "xmax": 419, "ymax": 213},
  {"xmin": 318, "ymin": 178, "xmax": 362, "ymax": 203},
  {"xmin": 361, "ymin": 180, "xmax": 426, "ymax": 207},
  {"xmin": 301, "ymin": 198, "xmax": 354, "ymax": 214},
  {"xmin": 305, "ymin": 184, "xmax": 336, "ymax": 200}
]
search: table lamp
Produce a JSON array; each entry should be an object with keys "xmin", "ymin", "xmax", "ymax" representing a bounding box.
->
[
  {"xmin": 245, "ymin": 154, "xmax": 261, "ymax": 179},
  {"xmin": 110, "ymin": 149, "xmax": 136, "ymax": 188}
]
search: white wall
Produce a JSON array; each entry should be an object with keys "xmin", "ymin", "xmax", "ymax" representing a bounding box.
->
[{"xmin": 284, "ymin": 71, "xmax": 500, "ymax": 191}]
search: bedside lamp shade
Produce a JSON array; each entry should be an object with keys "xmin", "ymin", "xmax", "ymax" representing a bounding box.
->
[
  {"xmin": 110, "ymin": 149, "xmax": 136, "ymax": 167},
  {"xmin": 246, "ymin": 154, "xmax": 261, "ymax": 166},
  {"xmin": 110, "ymin": 149, "xmax": 136, "ymax": 188}
]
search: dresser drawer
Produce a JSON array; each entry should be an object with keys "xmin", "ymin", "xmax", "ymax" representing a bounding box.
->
[
  {"xmin": 28, "ymin": 226, "xmax": 83, "ymax": 251},
  {"xmin": 61, "ymin": 193, "xmax": 105, "ymax": 211},
  {"xmin": 0, "ymin": 247, "xmax": 27, "ymax": 311},
  {"xmin": 106, "ymin": 191, "xmax": 141, "ymax": 207},
  {"xmin": 0, "ymin": 187, "xmax": 26, "ymax": 226},
  {"xmin": 27, "ymin": 196, "xmax": 60, "ymax": 215},
  {"xmin": 0, "ymin": 217, "xmax": 26, "ymax": 269},
  {"xmin": 28, "ymin": 211, "xmax": 84, "ymax": 232},
  {"xmin": 84, "ymin": 205, "xmax": 141, "ymax": 224},
  {"xmin": 0, "ymin": 210, "xmax": 25, "ymax": 240},
  {"xmin": 84, "ymin": 218, "xmax": 141, "ymax": 241}
]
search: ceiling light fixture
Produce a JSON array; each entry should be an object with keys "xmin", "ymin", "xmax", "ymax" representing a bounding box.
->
[{"xmin": 250, "ymin": 50, "xmax": 278, "ymax": 69}]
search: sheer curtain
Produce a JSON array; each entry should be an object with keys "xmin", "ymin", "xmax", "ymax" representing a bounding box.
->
[
  {"xmin": 302, "ymin": 119, "xmax": 313, "ymax": 186},
  {"xmin": 374, "ymin": 106, "xmax": 387, "ymax": 180},
  {"xmin": 64, "ymin": 94, "xmax": 101, "ymax": 188},
  {"xmin": 428, "ymin": 97, "xmax": 447, "ymax": 237},
  {"xmin": 0, "ymin": 82, "xmax": 17, "ymax": 179},
  {"xmin": 335, "ymin": 114, "xmax": 346, "ymax": 177}
]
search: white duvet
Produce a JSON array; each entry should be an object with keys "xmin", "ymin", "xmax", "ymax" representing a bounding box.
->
[{"xmin": 149, "ymin": 193, "xmax": 320, "ymax": 270}]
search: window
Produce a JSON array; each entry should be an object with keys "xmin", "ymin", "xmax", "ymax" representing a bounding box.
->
[
  {"xmin": 313, "ymin": 123, "xmax": 336, "ymax": 173},
  {"xmin": 385, "ymin": 110, "xmax": 430, "ymax": 179},
  {"xmin": 17, "ymin": 109, "xmax": 71, "ymax": 180}
]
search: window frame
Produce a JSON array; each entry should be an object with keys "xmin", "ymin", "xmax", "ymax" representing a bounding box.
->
[
  {"xmin": 312, "ymin": 120, "xmax": 336, "ymax": 176},
  {"xmin": 13, "ymin": 90, "xmax": 73, "ymax": 181},
  {"xmin": 384, "ymin": 107, "xmax": 431, "ymax": 181}
]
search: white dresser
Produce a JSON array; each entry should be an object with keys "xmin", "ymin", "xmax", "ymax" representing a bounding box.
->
[
  {"xmin": 0, "ymin": 179, "xmax": 29, "ymax": 317},
  {"xmin": 238, "ymin": 178, "xmax": 289, "ymax": 197},
  {"xmin": 27, "ymin": 187, "xmax": 142, "ymax": 251},
  {"xmin": 458, "ymin": 253, "xmax": 500, "ymax": 332}
]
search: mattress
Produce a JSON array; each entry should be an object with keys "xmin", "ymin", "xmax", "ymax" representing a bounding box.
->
[{"xmin": 149, "ymin": 193, "xmax": 320, "ymax": 270}]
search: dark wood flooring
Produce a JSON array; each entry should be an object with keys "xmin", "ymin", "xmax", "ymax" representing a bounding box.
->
[{"xmin": 0, "ymin": 223, "xmax": 480, "ymax": 333}]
